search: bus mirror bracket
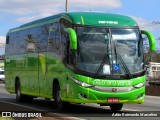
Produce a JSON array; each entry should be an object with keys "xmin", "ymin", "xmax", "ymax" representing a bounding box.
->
[
  {"xmin": 141, "ymin": 30, "xmax": 156, "ymax": 51},
  {"xmin": 64, "ymin": 28, "xmax": 77, "ymax": 50}
]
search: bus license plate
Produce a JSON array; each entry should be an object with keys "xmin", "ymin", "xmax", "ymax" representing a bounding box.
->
[{"xmin": 107, "ymin": 98, "xmax": 119, "ymax": 103}]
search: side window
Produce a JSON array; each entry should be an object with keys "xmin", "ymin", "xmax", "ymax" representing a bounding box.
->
[
  {"xmin": 5, "ymin": 34, "xmax": 12, "ymax": 55},
  {"xmin": 14, "ymin": 32, "xmax": 19, "ymax": 54},
  {"xmin": 6, "ymin": 36, "xmax": 9, "ymax": 44},
  {"xmin": 37, "ymin": 25, "xmax": 49, "ymax": 52},
  {"xmin": 18, "ymin": 31, "xmax": 25, "ymax": 54},
  {"xmin": 60, "ymin": 18, "xmax": 73, "ymax": 63},
  {"xmin": 6, "ymin": 28, "xmax": 38, "ymax": 55},
  {"xmin": 25, "ymin": 34, "xmax": 36, "ymax": 53},
  {"xmin": 24, "ymin": 28, "xmax": 37, "ymax": 53},
  {"xmin": 6, "ymin": 32, "xmax": 23, "ymax": 55},
  {"xmin": 18, "ymin": 30, "xmax": 26, "ymax": 54},
  {"xmin": 60, "ymin": 18, "xmax": 73, "ymax": 28},
  {"xmin": 7, "ymin": 32, "xmax": 20, "ymax": 55},
  {"xmin": 48, "ymin": 22, "xmax": 61, "ymax": 55},
  {"xmin": 60, "ymin": 18, "xmax": 75, "ymax": 66}
]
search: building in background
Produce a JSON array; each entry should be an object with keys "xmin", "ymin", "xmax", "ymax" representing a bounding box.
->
[{"xmin": 147, "ymin": 62, "xmax": 160, "ymax": 85}]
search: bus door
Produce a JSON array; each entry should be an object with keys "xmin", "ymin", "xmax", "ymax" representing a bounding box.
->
[
  {"xmin": 38, "ymin": 23, "xmax": 61, "ymax": 98},
  {"xmin": 38, "ymin": 25, "xmax": 50, "ymax": 97},
  {"xmin": 64, "ymin": 35, "xmax": 76, "ymax": 98},
  {"xmin": 38, "ymin": 52, "xmax": 48, "ymax": 97},
  {"xmin": 44, "ymin": 23, "xmax": 65, "ymax": 98},
  {"xmin": 25, "ymin": 33, "xmax": 39, "ymax": 95}
]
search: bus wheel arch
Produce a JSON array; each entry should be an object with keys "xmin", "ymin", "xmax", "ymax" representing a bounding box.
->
[{"xmin": 52, "ymin": 79, "xmax": 69, "ymax": 110}]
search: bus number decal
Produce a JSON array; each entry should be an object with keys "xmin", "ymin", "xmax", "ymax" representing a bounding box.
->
[{"xmin": 98, "ymin": 21, "xmax": 118, "ymax": 24}]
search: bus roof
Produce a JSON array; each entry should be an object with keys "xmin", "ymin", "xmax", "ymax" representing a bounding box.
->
[
  {"xmin": 8, "ymin": 12, "xmax": 138, "ymax": 33},
  {"xmin": 66, "ymin": 12, "xmax": 138, "ymax": 27}
]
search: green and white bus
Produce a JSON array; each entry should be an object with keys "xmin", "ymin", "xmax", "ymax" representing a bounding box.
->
[{"xmin": 5, "ymin": 12, "xmax": 156, "ymax": 111}]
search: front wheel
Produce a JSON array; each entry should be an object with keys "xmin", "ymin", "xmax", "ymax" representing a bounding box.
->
[
  {"xmin": 110, "ymin": 104, "xmax": 123, "ymax": 111},
  {"xmin": 53, "ymin": 83, "xmax": 69, "ymax": 110},
  {"xmin": 53, "ymin": 83, "xmax": 63, "ymax": 110},
  {"xmin": 16, "ymin": 81, "xmax": 25, "ymax": 102}
]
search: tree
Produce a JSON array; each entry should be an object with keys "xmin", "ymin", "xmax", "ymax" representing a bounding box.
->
[{"xmin": 144, "ymin": 50, "xmax": 160, "ymax": 64}]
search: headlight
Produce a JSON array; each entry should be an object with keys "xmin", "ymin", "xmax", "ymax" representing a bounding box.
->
[
  {"xmin": 70, "ymin": 76, "xmax": 94, "ymax": 88},
  {"xmin": 133, "ymin": 82, "xmax": 145, "ymax": 88}
]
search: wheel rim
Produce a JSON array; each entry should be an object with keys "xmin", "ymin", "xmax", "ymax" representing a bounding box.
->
[
  {"xmin": 56, "ymin": 90, "xmax": 61, "ymax": 102},
  {"xmin": 16, "ymin": 85, "xmax": 20, "ymax": 101}
]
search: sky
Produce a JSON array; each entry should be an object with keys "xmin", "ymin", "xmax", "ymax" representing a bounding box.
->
[{"xmin": 0, "ymin": 0, "xmax": 160, "ymax": 55}]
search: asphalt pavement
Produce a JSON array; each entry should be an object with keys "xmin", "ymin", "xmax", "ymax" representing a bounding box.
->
[{"xmin": 0, "ymin": 83, "xmax": 160, "ymax": 120}]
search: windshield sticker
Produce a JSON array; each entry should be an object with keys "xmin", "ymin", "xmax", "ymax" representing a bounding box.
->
[
  {"xmin": 114, "ymin": 64, "xmax": 120, "ymax": 71},
  {"xmin": 104, "ymin": 35, "xmax": 108, "ymax": 40},
  {"xmin": 103, "ymin": 64, "xmax": 111, "ymax": 74},
  {"xmin": 112, "ymin": 33, "xmax": 137, "ymax": 40}
]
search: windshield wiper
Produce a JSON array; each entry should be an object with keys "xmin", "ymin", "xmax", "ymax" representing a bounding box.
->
[
  {"xmin": 93, "ymin": 54, "xmax": 110, "ymax": 78},
  {"xmin": 114, "ymin": 42, "xmax": 132, "ymax": 79},
  {"xmin": 118, "ymin": 54, "xmax": 132, "ymax": 78},
  {"xmin": 93, "ymin": 38, "xmax": 111, "ymax": 78}
]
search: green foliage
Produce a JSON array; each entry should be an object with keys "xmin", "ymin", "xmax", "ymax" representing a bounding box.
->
[{"xmin": 144, "ymin": 51, "xmax": 160, "ymax": 64}]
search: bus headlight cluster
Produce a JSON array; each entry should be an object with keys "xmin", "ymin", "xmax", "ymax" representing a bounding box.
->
[
  {"xmin": 133, "ymin": 82, "xmax": 145, "ymax": 88},
  {"xmin": 70, "ymin": 76, "xmax": 93, "ymax": 88},
  {"xmin": 125, "ymin": 82, "xmax": 145, "ymax": 91}
]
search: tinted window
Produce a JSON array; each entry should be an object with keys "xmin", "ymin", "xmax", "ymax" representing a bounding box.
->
[
  {"xmin": 37, "ymin": 25, "xmax": 49, "ymax": 52},
  {"xmin": 60, "ymin": 18, "xmax": 73, "ymax": 60},
  {"xmin": 25, "ymin": 28, "xmax": 38, "ymax": 53},
  {"xmin": 48, "ymin": 22, "xmax": 61, "ymax": 54}
]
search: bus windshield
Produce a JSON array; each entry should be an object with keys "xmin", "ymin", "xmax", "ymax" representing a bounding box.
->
[{"xmin": 76, "ymin": 27, "xmax": 144, "ymax": 77}]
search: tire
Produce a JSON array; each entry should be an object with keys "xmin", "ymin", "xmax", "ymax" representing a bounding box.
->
[
  {"xmin": 25, "ymin": 95, "xmax": 34, "ymax": 102},
  {"xmin": 110, "ymin": 104, "xmax": 123, "ymax": 111},
  {"xmin": 53, "ymin": 83, "xmax": 69, "ymax": 110},
  {"xmin": 16, "ymin": 81, "xmax": 34, "ymax": 102},
  {"xmin": 16, "ymin": 81, "xmax": 25, "ymax": 102}
]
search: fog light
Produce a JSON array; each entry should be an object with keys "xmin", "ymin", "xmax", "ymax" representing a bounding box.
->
[
  {"xmin": 137, "ymin": 93, "xmax": 144, "ymax": 99},
  {"xmin": 79, "ymin": 93, "xmax": 88, "ymax": 99}
]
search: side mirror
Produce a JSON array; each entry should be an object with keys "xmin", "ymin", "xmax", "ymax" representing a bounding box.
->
[
  {"xmin": 64, "ymin": 28, "xmax": 77, "ymax": 50},
  {"xmin": 141, "ymin": 30, "xmax": 156, "ymax": 51}
]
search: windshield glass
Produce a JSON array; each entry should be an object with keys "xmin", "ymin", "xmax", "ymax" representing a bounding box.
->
[
  {"xmin": 111, "ymin": 29, "xmax": 143, "ymax": 74},
  {"xmin": 76, "ymin": 27, "xmax": 144, "ymax": 77}
]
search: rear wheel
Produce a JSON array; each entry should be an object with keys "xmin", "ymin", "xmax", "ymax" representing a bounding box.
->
[{"xmin": 110, "ymin": 104, "xmax": 123, "ymax": 111}]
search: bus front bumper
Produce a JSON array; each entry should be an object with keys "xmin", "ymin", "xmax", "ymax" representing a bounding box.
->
[{"xmin": 61, "ymin": 85, "xmax": 145, "ymax": 104}]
